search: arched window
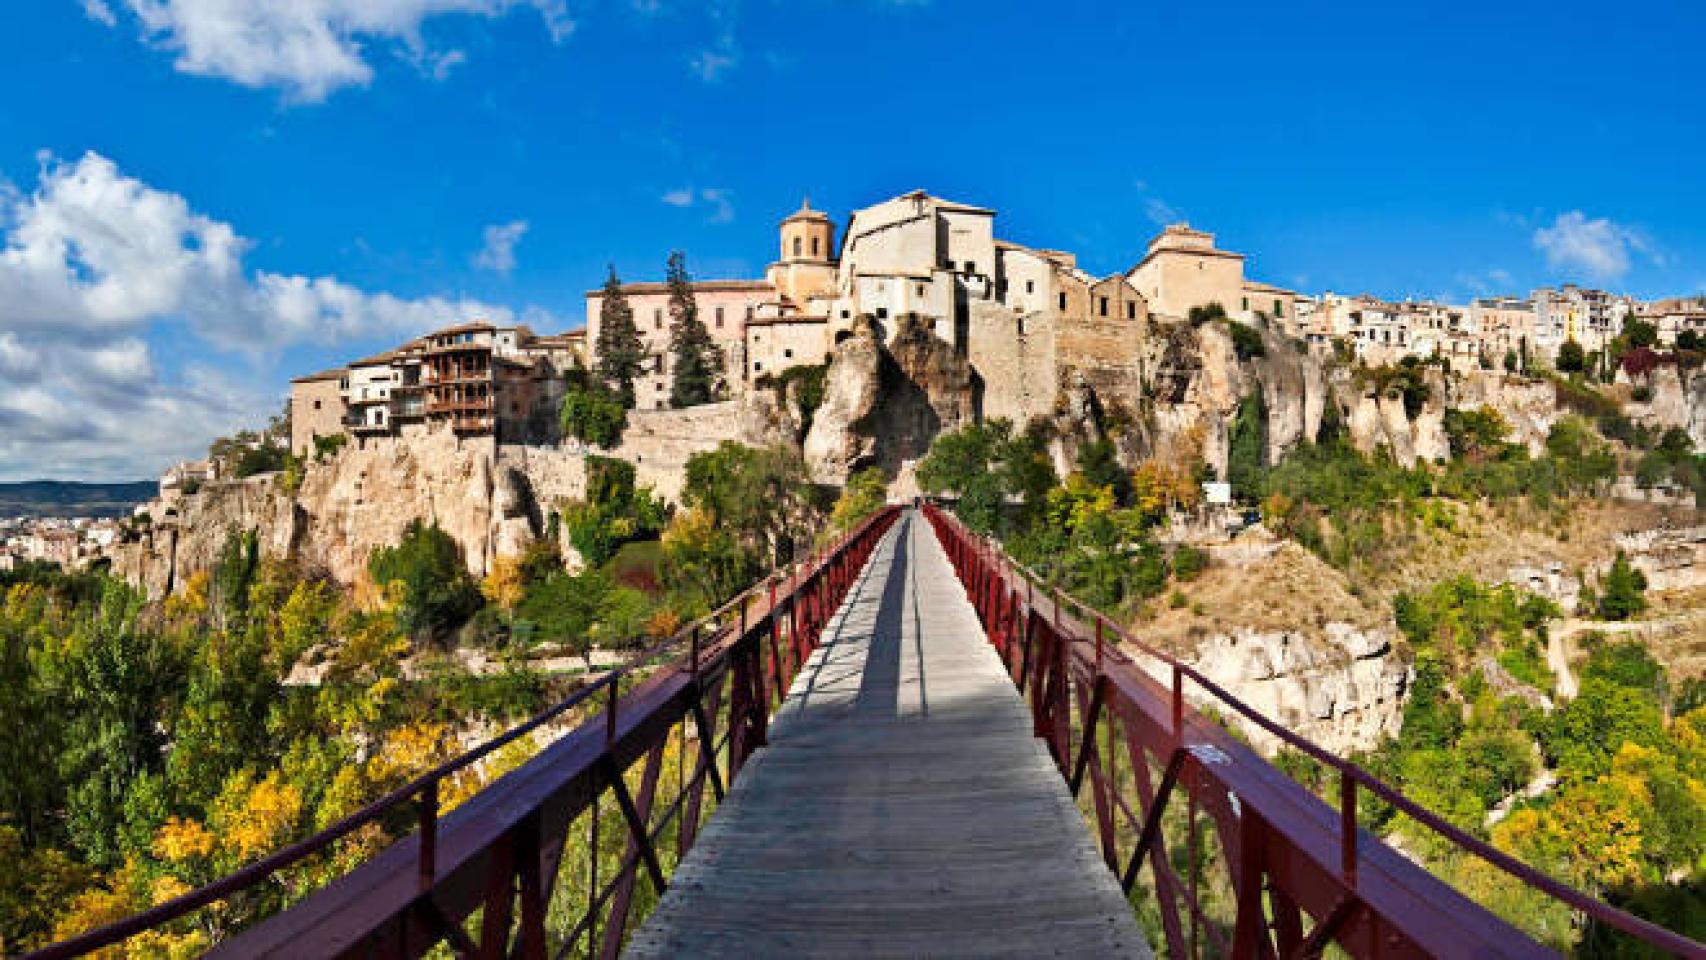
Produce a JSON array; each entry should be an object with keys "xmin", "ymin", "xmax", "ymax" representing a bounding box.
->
[
  {"xmin": 793, "ymin": 237, "xmax": 802, "ymax": 257},
  {"xmin": 811, "ymin": 237, "xmax": 820, "ymax": 257}
]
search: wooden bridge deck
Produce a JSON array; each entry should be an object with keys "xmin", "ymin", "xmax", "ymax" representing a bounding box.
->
[{"xmin": 627, "ymin": 510, "xmax": 1150, "ymax": 958}]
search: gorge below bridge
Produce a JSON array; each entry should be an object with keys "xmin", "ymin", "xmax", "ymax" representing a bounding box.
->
[{"xmin": 28, "ymin": 509, "xmax": 1703, "ymax": 959}]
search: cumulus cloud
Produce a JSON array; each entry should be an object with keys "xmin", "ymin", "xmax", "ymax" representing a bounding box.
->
[
  {"xmin": 0, "ymin": 151, "xmax": 545, "ymax": 479},
  {"xmin": 1532, "ymin": 211, "xmax": 1657, "ymax": 283},
  {"xmin": 473, "ymin": 220, "xmax": 529, "ymax": 274},
  {"xmin": 660, "ymin": 187, "xmax": 734, "ymax": 223},
  {"xmin": 84, "ymin": 0, "xmax": 574, "ymax": 102}
]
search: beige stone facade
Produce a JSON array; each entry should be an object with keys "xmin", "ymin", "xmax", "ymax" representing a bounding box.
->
[
  {"xmin": 289, "ymin": 370, "xmax": 347, "ymax": 455},
  {"xmin": 1126, "ymin": 224, "xmax": 1247, "ymax": 323}
]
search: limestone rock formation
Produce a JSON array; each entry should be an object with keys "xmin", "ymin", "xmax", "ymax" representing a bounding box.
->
[
  {"xmin": 803, "ymin": 315, "xmax": 975, "ymax": 484},
  {"xmin": 1180, "ymin": 623, "xmax": 1410, "ymax": 756},
  {"xmin": 110, "ymin": 430, "xmax": 591, "ymax": 595}
]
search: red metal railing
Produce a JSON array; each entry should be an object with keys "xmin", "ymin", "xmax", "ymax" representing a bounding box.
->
[
  {"xmin": 922, "ymin": 503, "xmax": 1704, "ymax": 959},
  {"xmin": 26, "ymin": 505, "xmax": 901, "ymax": 960}
]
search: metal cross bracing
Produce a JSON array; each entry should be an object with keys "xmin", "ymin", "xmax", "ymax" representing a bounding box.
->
[
  {"xmin": 922, "ymin": 502, "xmax": 1705, "ymax": 960},
  {"xmin": 24, "ymin": 506, "xmax": 901, "ymax": 960}
]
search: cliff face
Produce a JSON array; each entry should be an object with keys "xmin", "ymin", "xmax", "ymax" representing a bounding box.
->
[
  {"xmin": 113, "ymin": 430, "xmax": 579, "ymax": 592},
  {"xmin": 1181, "ymin": 624, "xmax": 1410, "ymax": 756},
  {"xmin": 804, "ymin": 316, "xmax": 976, "ymax": 484}
]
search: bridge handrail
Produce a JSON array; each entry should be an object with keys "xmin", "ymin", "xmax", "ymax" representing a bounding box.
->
[
  {"xmin": 26, "ymin": 505, "xmax": 902, "ymax": 960},
  {"xmin": 923, "ymin": 502, "xmax": 1703, "ymax": 958}
]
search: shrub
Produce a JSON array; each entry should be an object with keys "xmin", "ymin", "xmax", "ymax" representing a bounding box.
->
[
  {"xmin": 1171, "ymin": 544, "xmax": 1208, "ymax": 581},
  {"xmin": 368, "ymin": 521, "xmax": 483, "ymax": 637},
  {"xmin": 559, "ymin": 371, "xmax": 627, "ymax": 447},
  {"xmin": 1226, "ymin": 321, "xmax": 1266, "ymax": 362},
  {"xmin": 1596, "ymin": 551, "xmax": 1647, "ymax": 621}
]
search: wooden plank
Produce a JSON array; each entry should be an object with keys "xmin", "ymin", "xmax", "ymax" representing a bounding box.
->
[{"xmin": 628, "ymin": 511, "xmax": 1150, "ymax": 958}]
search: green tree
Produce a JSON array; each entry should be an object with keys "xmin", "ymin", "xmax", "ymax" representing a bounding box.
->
[
  {"xmin": 560, "ymin": 456, "xmax": 668, "ymax": 566},
  {"xmin": 1542, "ymin": 676, "xmax": 1665, "ymax": 778},
  {"xmin": 515, "ymin": 570, "xmax": 613, "ymax": 666},
  {"xmin": 559, "ymin": 369, "xmax": 627, "ymax": 448},
  {"xmin": 1556, "ymin": 338, "xmax": 1587, "ymax": 374},
  {"xmin": 594, "ymin": 265, "xmax": 647, "ymax": 408},
  {"xmin": 682, "ymin": 442, "xmax": 817, "ymax": 566},
  {"xmin": 1597, "ymin": 551, "xmax": 1648, "ymax": 621},
  {"xmin": 368, "ymin": 521, "xmax": 482, "ymax": 637},
  {"xmin": 1504, "ymin": 348, "xmax": 1519, "ymax": 373},
  {"xmin": 825, "ymin": 468, "xmax": 889, "ymax": 541},
  {"xmin": 665, "ymin": 251, "xmax": 723, "ymax": 407},
  {"xmin": 1076, "ymin": 438, "xmax": 1132, "ymax": 506},
  {"xmin": 1227, "ymin": 391, "xmax": 1268, "ymax": 501}
]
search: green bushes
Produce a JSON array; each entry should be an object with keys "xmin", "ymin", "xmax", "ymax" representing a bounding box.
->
[
  {"xmin": 561, "ymin": 457, "xmax": 667, "ymax": 566},
  {"xmin": 1226, "ymin": 320, "xmax": 1266, "ymax": 361},
  {"xmin": 368, "ymin": 521, "xmax": 482, "ymax": 637},
  {"xmin": 559, "ymin": 370, "xmax": 628, "ymax": 448}
]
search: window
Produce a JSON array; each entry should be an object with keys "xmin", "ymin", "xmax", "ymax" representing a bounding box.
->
[
  {"xmin": 965, "ymin": 261, "xmax": 976, "ymax": 274},
  {"xmin": 811, "ymin": 237, "xmax": 820, "ymax": 257},
  {"xmin": 1026, "ymin": 280, "xmax": 1035, "ymax": 294},
  {"xmin": 1126, "ymin": 301, "xmax": 1136, "ymax": 319},
  {"xmin": 652, "ymin": 355, "xmax": 663, "ymax": 373},
  {"xmin": 653, "ymin": 308, "xmax": 662, "ymax": 330},
  {"xmin": 784, "ymin": 348, "xmax": 793, "ymax": 358},
  {"xmin": 917, "ymin": 284, "xmax": 926, "ymax": 297},
  {"xmin": 1242, "ymin": 297, "xmax": 1249, "ymax": 311},
  {"xmin": 753, "ymin": 361, "xmax": 764, "ymax": 372},
  {"xmin": 715, "ymin": 306, "xmax": 725, "ymax": 328},
  {"xmin": 841, "ymin": 310, "xmax": 850, "ymax": 319},
  {"xmin": 793, "ymin": 237, "xmax": 802, "ymax": 257},
  {"xmin": 1274, "ymin": 299, "xmax": 1284, "ymax": 317},
  {"xmin": 876, "ymin": 307, "xmax": 889, "ymax": 319},
  {"xmin": 746, "ymin": 305, "xmax": 754, "ymax": 320},
  {"xmin": 1059, "ymin": 292, "xmax": 1067, "ymax": 310},
  {"xmin": 1099, "ymin": 296, "xmax": 1108, "ymax": 317},
  {"xmin": 313, "ymin": 400, "xmax": 321, "ymax": 410},
  {"xmin": 947, "ymin": 260, "xmax": 956, "ymax": 270}
]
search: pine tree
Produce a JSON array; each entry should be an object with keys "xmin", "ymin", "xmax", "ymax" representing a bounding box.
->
[
  {"xmin": 665, "ymin": 251, "xmax": 724, "ymax": 407},
  {"xmin": 593, "ymin": 265, "xmax": 646, "ymax": 408}
]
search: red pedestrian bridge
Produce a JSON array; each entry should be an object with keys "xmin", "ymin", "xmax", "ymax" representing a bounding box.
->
[{"xmin": 27, "ymin": 506, "xmax": 1704, "ymax": 958}]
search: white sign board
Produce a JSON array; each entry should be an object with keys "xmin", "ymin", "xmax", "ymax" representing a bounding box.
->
[{"xmin": 1202, "ymin": 482, "xmax": 1232, "ymax": 506}]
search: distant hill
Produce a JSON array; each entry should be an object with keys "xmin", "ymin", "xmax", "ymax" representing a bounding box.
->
[{"xmin": 0, "ymin": 480, "xmax": 156, "ymax": 518}]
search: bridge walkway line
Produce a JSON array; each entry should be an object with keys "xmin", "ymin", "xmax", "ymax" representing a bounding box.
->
[{"xmin": 627, "ymin": 508, "xmax": 1151, "ymax": 958}]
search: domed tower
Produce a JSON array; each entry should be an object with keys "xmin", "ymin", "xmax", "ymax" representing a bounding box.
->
[
  {"xmin": 780, "ymin": 198, "xmax": 835, "ymax": 265},
  {"xmin": 768, "ymin": 198, "xmax": 838, "ymax": 307}
]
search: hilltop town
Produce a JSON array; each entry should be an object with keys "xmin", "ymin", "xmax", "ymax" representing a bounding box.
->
[{"xmin": 276, "ymin": 191, "xmax": 1705, "ymax": 465}]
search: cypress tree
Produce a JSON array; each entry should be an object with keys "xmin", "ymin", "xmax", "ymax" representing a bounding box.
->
[
  {"xmin": 594, "ymin": 265, "xmax": 646, "ymax": 408},
  {"xmin": 666, "ymin": 251, "xmax": 724, "ymax": 407}
]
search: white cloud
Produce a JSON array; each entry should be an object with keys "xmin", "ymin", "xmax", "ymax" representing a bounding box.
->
[
  {"xmin": 659, "ymin": 186, "xmax": 734, "ymax": 223},
  {"xmin": 0, "ymin": 151, "xmax": 550, "ymax": 479},
  {"xmin": 473, "ymin": 219, "xmax": 528, "ymax": 274},
  {"xmin": 80, "ymin": 0, "xmax": 118, "ymax": 26},
  {"xmin": 85, "ymin": 0, "xmax": 574, "ymax": 102},
  {"xmin": 689, "ymin": 46, "xmax": 736, "ymax": 82},
  {"xmin": 1532, "ymin": 211, "xmax": 1657, "ymax": 283},
  {"xmin": 1133, "ymin": 179, "xmax": 1180, "ymax": 226}
]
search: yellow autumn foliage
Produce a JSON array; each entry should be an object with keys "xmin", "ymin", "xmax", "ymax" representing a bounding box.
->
[
  {"xmin": 150, "ymin": 817, "xmax": 215, "ymax": 863},
  {"xmin": 481, "ymin": 556, "xmax": 526, "ymax": 611}
]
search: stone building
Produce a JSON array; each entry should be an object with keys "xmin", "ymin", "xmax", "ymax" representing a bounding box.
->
[
  {"xmin": 287, "ymin": 321, "xmax": 583, "ymax": 451},
  {"xmin": 289, "ymin": 368, "xmax": 348, "ymax": 455}
]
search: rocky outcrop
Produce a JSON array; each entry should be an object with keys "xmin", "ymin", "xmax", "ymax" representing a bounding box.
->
[
  {"xmin": 110, "ymin": 429, "xmax": 592, "ymax": 595},
  {"xmin": 1337, "ymin": 366, "xmax": 1448, "ymax": 467},
  {"xmin": 1449, "ymin": 371, "xmax": 1557, "ymax": 456},
  {"xmin": 1178, "ymin": 622, "xmax": 1411, "ymax": 756},
  {"xmin": 804, "ymin": 315, "xmax": 975, "ymax": 484}
]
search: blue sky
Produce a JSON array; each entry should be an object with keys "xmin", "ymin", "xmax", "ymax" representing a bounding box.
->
[{"xmin": 1, "ymin": 0, "xmax": 1702, "ymax": 480}]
